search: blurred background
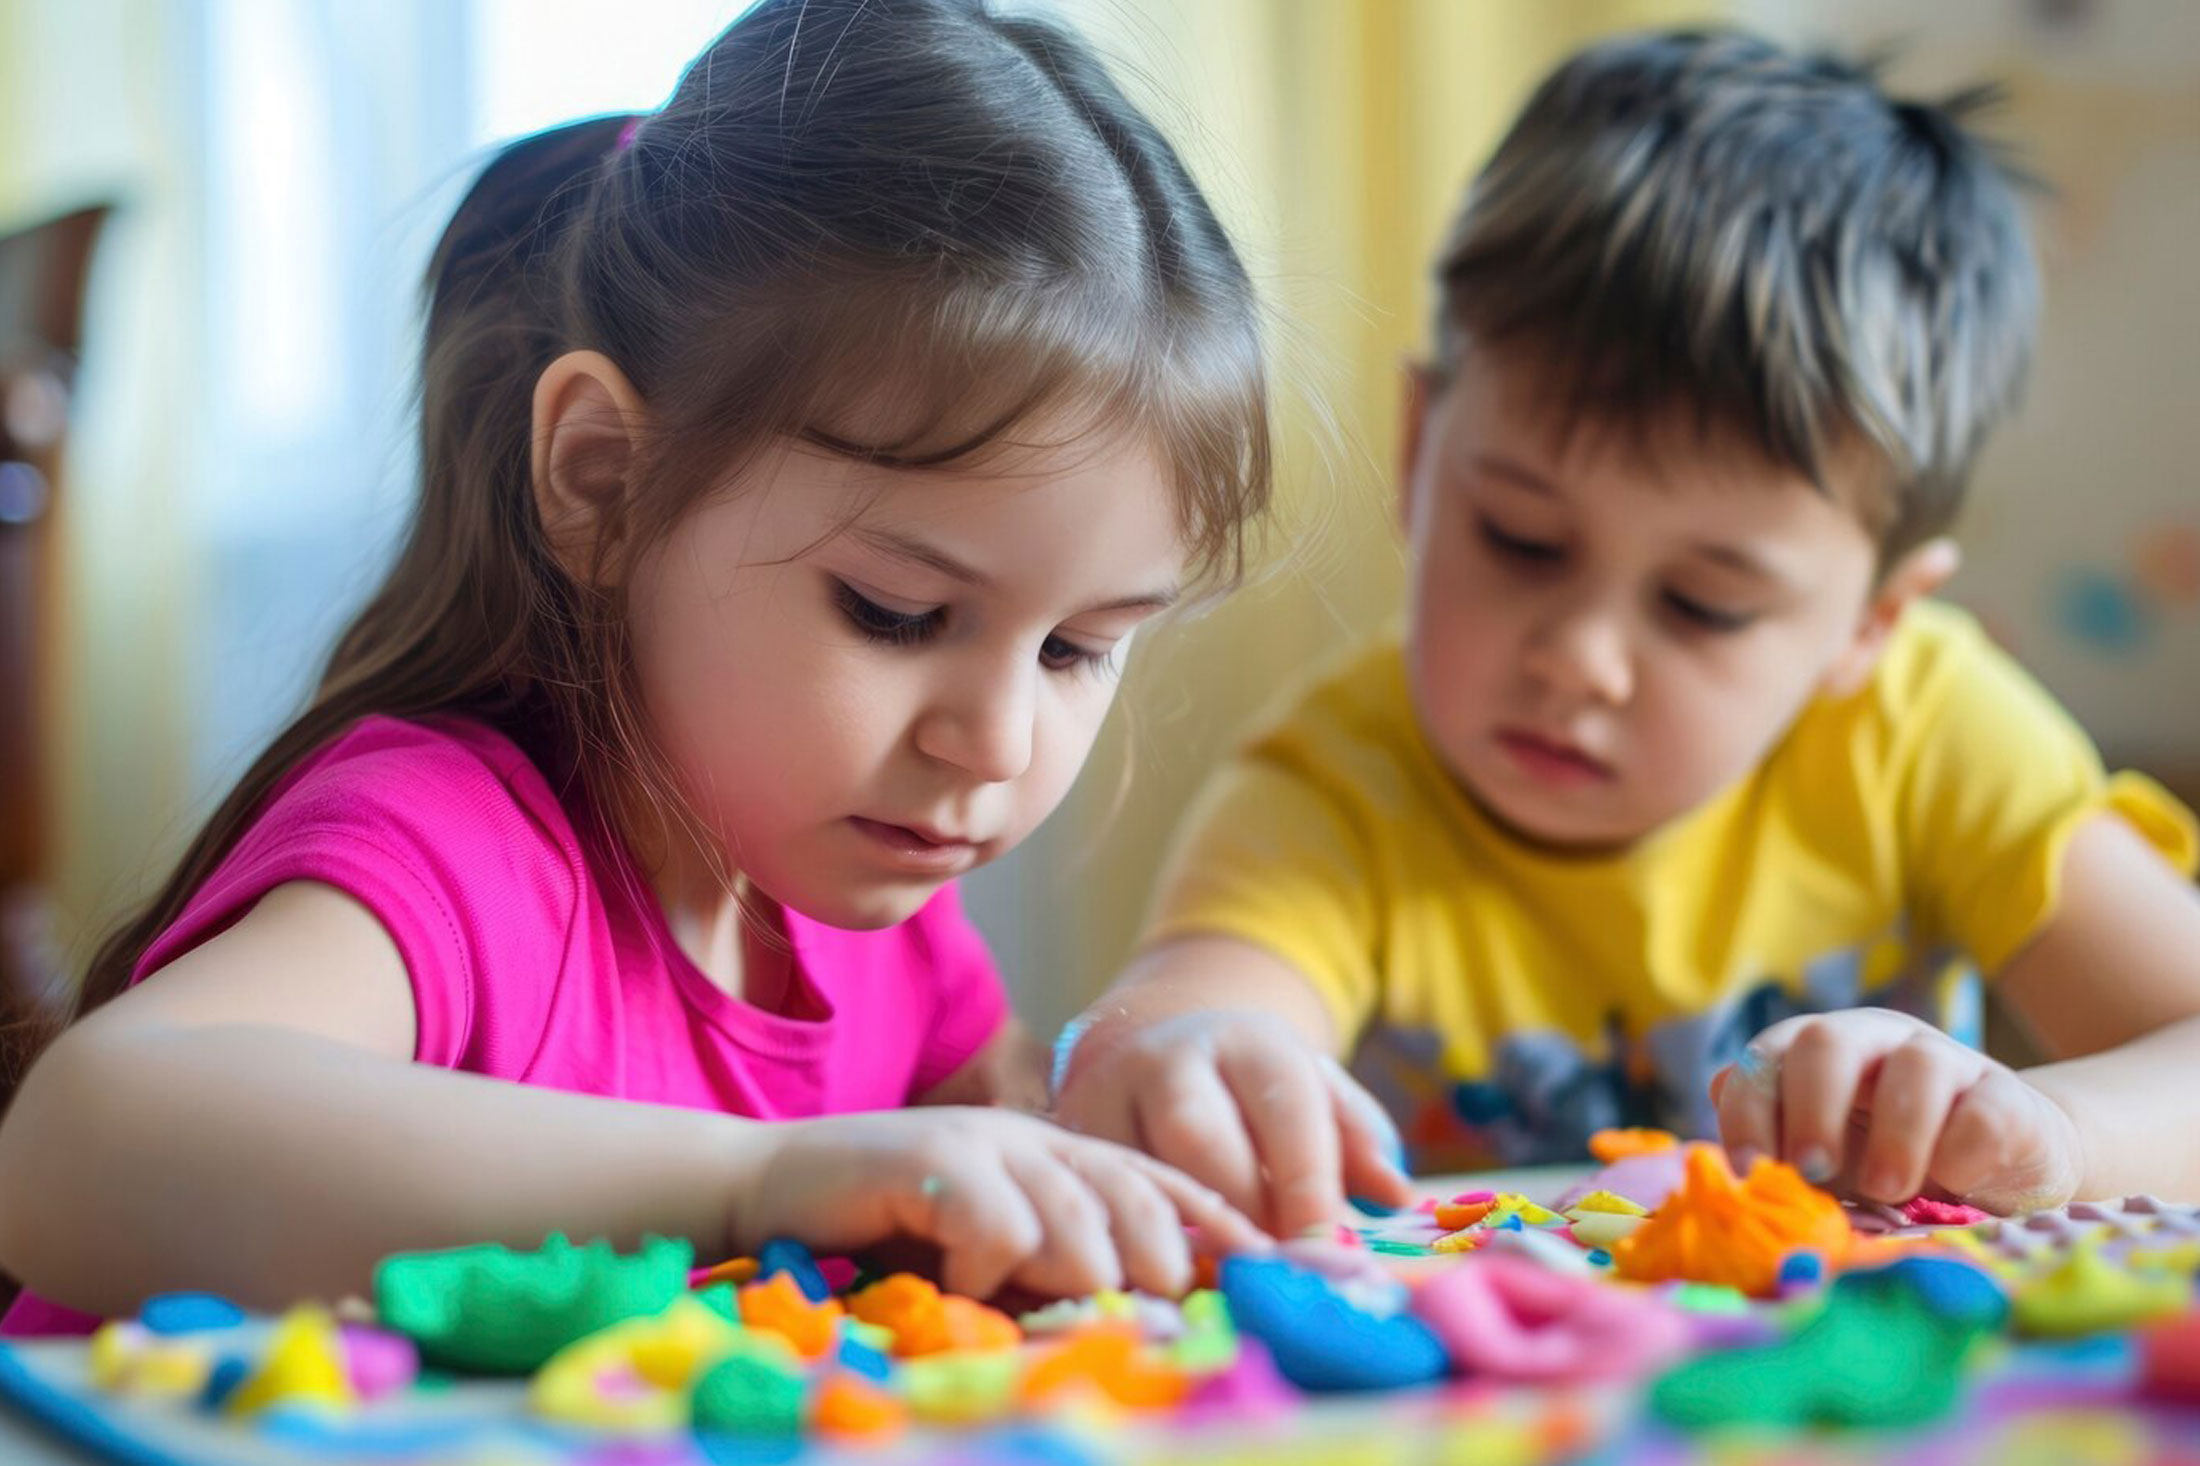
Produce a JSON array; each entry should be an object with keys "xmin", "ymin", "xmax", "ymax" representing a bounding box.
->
[{"xmin": 0, "ymin": 0, "xmax": 2194, "ymax": 1044}]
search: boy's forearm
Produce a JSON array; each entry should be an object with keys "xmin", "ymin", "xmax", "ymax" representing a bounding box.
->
[
  {"xmin": 1057, "ymin": 935, "xmax": 1342, "ymax": 1088},
  {"xmin": 2025, "ymin": 1014, "xmax": 2200, "ymax": 1202},
  {"xmin": 0, "ymin": 1022, "xmax": 764, "ymax": 1317}
]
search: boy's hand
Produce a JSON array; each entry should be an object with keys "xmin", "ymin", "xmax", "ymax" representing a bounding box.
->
[
  {"xmin": 1051, "ymin": 1009, "xmax": 1415, "ymax": 1237},
  {"xmin": 1710, "ymin": 1007, "xmax": 2084, "ymax": 1214},
  {"xmin": 729, "ymin": 1108, "xmax": 1269, "ymax": 1300}
]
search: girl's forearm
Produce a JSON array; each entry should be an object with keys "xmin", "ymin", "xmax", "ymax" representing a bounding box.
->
[
  {"xmin": 0, "ymin": 1022, "xmax": 763, "ymax": 1317},
  {"xmin": 2026, "ymin": 1014, "xmax": 2200, "ymax": 1203}
]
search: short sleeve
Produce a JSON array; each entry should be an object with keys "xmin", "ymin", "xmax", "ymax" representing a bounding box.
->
[
  {"xmin": 905, "ymin": 883, "xmax": 1011, "ymax": 1096},
  {"xmin": 134, "ymin": 719, "xmax": 584, "ymax": 1074},
  {"xmin": 1895, "ymin": 623, "xmax": 2199, "ymax": 975},
  {"xmin": 1143, "ymin": 752, "xmax": 1384, "ymax": 1040}
]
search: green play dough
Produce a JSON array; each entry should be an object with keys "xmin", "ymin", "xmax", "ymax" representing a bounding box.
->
[
  {"xmin": 1652, "ymin": 1263, "xmax": 2003, "ymax": 1430},
  {"xmin": 691, "ymin": 1349, "xmax": 806, "ymax": 1436},
  {"xmin": 375, "ymin": 1233, "xmax": 693, "ymax": 1373}
]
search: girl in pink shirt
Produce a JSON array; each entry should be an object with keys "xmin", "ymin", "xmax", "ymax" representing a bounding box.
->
[{"xmin": 0, "ymin": 0, "xmax": 1273, "ymax": 1332}]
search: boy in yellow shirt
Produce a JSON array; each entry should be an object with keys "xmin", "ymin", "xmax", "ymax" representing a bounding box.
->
[{"xmin": 1054, "ymin": 30, "xmax": 2200, "ymax": 1233}]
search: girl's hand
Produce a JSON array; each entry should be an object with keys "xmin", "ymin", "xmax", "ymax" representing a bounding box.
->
[
  {"xmin": 1051, "ymin": 1009, "xmax": 1414, "ymax": 1237},
  {"xmin": 728, "ymin": 1108, "xmax": 1269, "ymax": 1300},
  {"xmin": 1710, "ymin": 1007, "xmax": 2085, "ymax": 1214}
]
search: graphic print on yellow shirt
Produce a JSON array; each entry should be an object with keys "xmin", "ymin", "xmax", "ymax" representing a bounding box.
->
[{"xmin": 1148, "ymin": 602, "xmax": 2198, "ymax": 1172}]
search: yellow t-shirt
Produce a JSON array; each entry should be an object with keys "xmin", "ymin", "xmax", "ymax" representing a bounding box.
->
[{"xmin": 1147, "ymin": 601, "xmax": 2197, "ymax": 1170}]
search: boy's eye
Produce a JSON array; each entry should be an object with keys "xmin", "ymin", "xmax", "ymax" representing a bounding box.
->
[
  {"xmin": 1664, "ymin": 590, "xmax": 1756, "ymax": 633},
  {"xmin": 834, "ymin": 580, "xmax": 943, "ymax": 645},
  {"xmin": 1478, "ymin": 517, "xmax": 1564, "ymax": 563},
  {"xmin": 1040, "ymin": 634, "xmax": 1119, "ymax": 677}
]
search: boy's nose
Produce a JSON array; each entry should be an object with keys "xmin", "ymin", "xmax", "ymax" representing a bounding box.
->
[
  {"xmin": 1522, "ymin": 607, "xmax": 1634, "ymax": 707},
  {"xmin": 913, "ymin": 658, "xmax": 1036, "ymax": 784}
]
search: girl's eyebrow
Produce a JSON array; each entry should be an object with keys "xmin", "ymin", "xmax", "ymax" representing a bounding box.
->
[
  {"xmin": 854, "ymin": 525, "xmax": 989, "ymax": 586},
  {"xmin": 851, "ymin": 524, "xmax": 1179, "ymax": 614}
]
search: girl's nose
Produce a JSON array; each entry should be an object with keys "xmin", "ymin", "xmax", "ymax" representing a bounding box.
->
[{"xmin": 913, "ymin": 654, "xmax": 1036, "ymax": 783}]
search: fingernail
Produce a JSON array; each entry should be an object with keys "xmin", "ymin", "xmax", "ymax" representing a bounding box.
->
[
  {"xmin": 1348, "ymin": 1193, "xmax": 1398, "ymax": 1217},
  {"xmin": 1796, "ymin": 1146, "xmax": 1837, "ymax": 1184}
]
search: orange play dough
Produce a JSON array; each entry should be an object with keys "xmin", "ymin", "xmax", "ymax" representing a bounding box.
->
[{"xmin": 1613, "ymin": 1143, "xmax": 1850, "ymax": 1297}]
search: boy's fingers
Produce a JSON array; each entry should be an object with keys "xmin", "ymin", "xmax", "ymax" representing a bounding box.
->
[
  {"xmin": 1219, "ymin": 1043, "xmax": 1341, "ymax": 1235},
  {"xmin": 1855, "ymin": 1038, "xmax": 1965, "ymax": 1203},
  {"xmin": 1775, "ymin": 1020, "xmax": 1875, "ymax": 1184},
  {"xmin": 1135, "ymin": 1058, "xmax": 1264, "ymax": 1220},
  {"xmin": 1713, "ymin": 1048, "xmax": 1780, "ymax": 1169},
  {"xmin": 1929, "ymin": 1070, "xmax": 2079, "ymax": 1214},
  {"xmin": 1324, "ymin": 1059, "xmax": 1415, "ymax": 1205}
]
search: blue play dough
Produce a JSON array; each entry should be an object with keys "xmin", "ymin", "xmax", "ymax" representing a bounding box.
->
[
  {"xmin": 757, "ymin": 1237, "xmax": 829, "ymax": 1303},
  {"xmin": 199, "ymin": 1355, "xmax": 250, "ymax": 1411},
  {"xmin": 140, "ymin": 1293, "xmax": 246, "ymax": 1335},
  {"xmin": 1852, "ymin": 1255, "xmax": 2008, "ymax": 1331},
  {"xmin": 1219, "ymin": 1255, "xmax": 1449, "ymax": 1392},
  {"xmin": 1777, "ymin": 1251, "xmax": 1824, "ymax": 1289},
  {"xmin": 834, "ymin": 1329, "xmax": 892, "ymax": 1382}
]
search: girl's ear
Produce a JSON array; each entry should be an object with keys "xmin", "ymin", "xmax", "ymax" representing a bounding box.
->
[
  {"xmin": 531, "ymin": 350, "xmax": 650, "ymax": 585},
  {"xmin": 1821, "ymin": 537, "xmax": 1962, "ymax": 697}
]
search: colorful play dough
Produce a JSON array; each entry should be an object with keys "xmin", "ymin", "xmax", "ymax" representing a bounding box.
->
[
  {"xmin": 225, "ymin": 1305, "xmax": 357, "ymax": 1417},
  {"xmin": 2011, "ymin": 1245, "xmax": 2191, "ymax": 1337},
  {"xmin": 1614, "ymin": 1144, "xmax": 1851, "ymax": 1297},
  {"xmin": 1651, "ymin": 1257, "xmax": 2004, "ymax": 1430},
  {"xmin": 1219, "ymin": 1254, "xmax": 1449, "ymax": 1392},
  {"xmin": 1409, "ymin": 1250, "xmax": 1690, "ymax": 1381},
  {"xmin": 376, "ymin": 1233, "xmax": 691, "ymax": 1373}
]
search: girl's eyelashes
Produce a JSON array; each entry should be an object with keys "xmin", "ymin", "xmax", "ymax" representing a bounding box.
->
[
  {"xmin": 1040, "ymin": 634, "xmax": 1120, "ymax": 677},
  {"xmin": 833, "ymin": 578, "xmax": 1124, "ymax": 675},
  {"xmin": 833, "ymin": 579, "xmax": 943, "ymax": 645}
]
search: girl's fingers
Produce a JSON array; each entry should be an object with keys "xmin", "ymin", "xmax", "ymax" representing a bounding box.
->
[
  {"xmin": 1061, "ymin": 1149, "xmax": 1194, "ymax": 1296},
  {"xmin": 1323, "ymin": 1057, "xmax": 1415, "ymax": 1206},
  {"xmin": 1134, "ymin": 1055, "xmax": 1265, "ymax": 1222},
  {"xmin": 1002, "ymin": 1149, "xmax": 1121, "ymax": 1298},
  {"xmin": 1218, "ymin": 1041, "xmax": 1341, "ymax": 1235},
  {"xmin": 1114, "ymin": 1148, "xmax": 1273, "ymax": 1257},
  {"xmin": 902, "ymin": 1148, "xmax": 1045, "ymax": 1301},
  {"xmin": 1854, "ymin": 1037, "xmax": 1968, "ymax": 1203}
]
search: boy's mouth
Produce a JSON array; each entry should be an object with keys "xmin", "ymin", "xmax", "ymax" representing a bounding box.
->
[{"xmin": 1494, "ymin": 727, "xmax": 1615, "ymax": 788}]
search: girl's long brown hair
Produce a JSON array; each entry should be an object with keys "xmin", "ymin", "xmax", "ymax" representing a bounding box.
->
[{"xmin": 26, "ymin": 0, "xmax": 1270, "ymax": 1077}]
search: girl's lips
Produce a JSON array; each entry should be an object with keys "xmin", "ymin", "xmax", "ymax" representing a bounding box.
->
[
  {"xmin": 1496, "ymin": 729, "xmax": 1614, "ymax": 788},
  {"xmin": 847, "ymin": 816, "xmax": 983, "ymax": 874}
]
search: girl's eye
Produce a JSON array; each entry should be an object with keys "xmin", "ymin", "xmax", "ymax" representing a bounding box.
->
[
  {"xmin": 1040, "ymin": 634, "xmax": 1119, "ymax": 677},
  {"xmin": 1664, "ymin": 590, "xmax": 1757, "ymax": 633},
  {"xmin": 834, "ymin": 580, "xmax": 943, "ymax": 645},
  {"xmin": 1478, "ymin": 516, "xmax": 1564, "ymax": 563}
]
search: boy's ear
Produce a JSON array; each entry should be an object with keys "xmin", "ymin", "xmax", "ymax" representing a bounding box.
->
[
  {"xmin": 1397, "ymin": 361, "xmax": 1439, "ymax": 533},
  {"xmin": 531, "ymin": 350, "xmax": 650, "ymax": 586},
  {"xmin": 1821, "ymin": 537, "xmax": 1962, "ymax": 697}
]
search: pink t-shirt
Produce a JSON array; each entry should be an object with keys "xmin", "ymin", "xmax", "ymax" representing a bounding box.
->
[{"xmin": 3, "ymin": 715, "xmax": 1008, "ymax": 1335}]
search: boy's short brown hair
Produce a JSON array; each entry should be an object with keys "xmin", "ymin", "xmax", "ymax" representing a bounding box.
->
[{"xmin": 1434, "ymin": 29, "xmax": 2040, "ymax": 562}]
